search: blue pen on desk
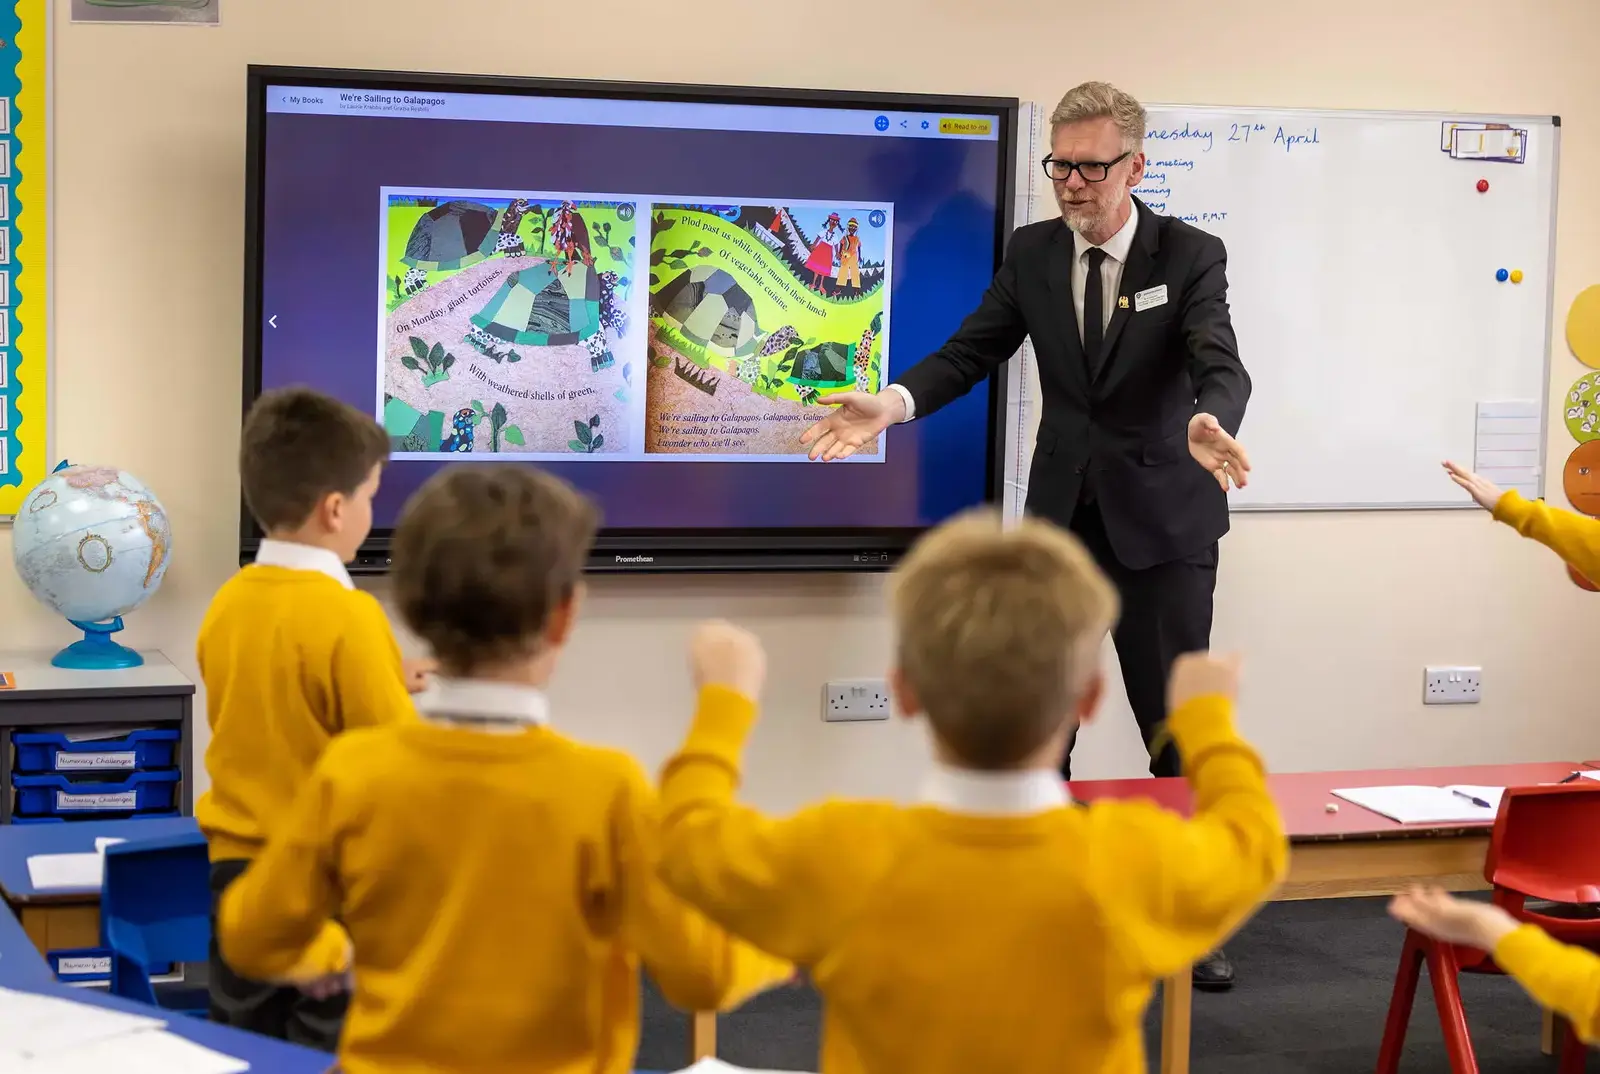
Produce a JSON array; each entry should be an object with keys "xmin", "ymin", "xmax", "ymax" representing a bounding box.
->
[{"xmin": 1452, "ymin": 789, "xmax": 1494, "ymax": 809}]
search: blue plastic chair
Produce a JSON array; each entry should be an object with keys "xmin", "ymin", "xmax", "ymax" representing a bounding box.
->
[{"xmin": 100, "ymin": 828, "xmax": 211, "ymax": 1016}]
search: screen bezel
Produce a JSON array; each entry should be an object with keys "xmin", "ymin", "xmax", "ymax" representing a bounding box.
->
[{"xmin": 241, "ymin": 65, "xmax": 1019, "ymax": 573}]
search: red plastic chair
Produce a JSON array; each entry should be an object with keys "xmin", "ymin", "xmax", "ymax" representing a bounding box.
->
[{"xmin": 1374, "ymin": 782, "xmax": 1600, "ymax": 1073}]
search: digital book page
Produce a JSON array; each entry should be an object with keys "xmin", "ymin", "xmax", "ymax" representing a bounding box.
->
[{"xmin": 376, "ymin": 189, "xmax": 892, "ymax": 463}]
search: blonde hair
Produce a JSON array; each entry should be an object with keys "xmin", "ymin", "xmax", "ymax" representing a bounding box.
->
[
  {"xmin": 1049, "ymin": 81, "xmax": 1146, "ymax": 153},
  {"xmin": 890, "ymin": 510, "xmax": 1119, "ymax": 769}
]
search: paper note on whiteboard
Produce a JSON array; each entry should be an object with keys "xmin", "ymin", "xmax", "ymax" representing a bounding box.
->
[
  {"xmin": 1444, "ymin": 122, "xmax": 1528, "ymax": 163},
  {"xmin": 1474, "ymin": 401, "xmax": 1540, "ymax": 499}
]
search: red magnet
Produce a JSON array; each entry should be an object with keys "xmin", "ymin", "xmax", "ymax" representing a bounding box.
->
[{"xmin": 1477, "ymin": 179, "xmax": 1489, "ymax": 193}]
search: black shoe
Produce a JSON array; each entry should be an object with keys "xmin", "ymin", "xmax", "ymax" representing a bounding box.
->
[{"xmin": 1193, "ymin": 949, "xmax": 1234, "ymax": 991}]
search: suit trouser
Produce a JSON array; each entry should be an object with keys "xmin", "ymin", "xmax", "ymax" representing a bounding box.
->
[{"xmin": 1061, "ymin": 495, "xmax": 1218, "ymax": 781}]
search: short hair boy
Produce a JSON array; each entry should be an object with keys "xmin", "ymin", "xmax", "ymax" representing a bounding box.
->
[
  {"xmin": 217, "ymin": 465, "xmax": 789, "ymax": 1074},
  {"xmin": 200, "ymin": 386, "xmax": 429, "ymax": 1047},
  {"xmin": 657, "ymin": 509, "xmax": 1288, "ymax": 1073}
]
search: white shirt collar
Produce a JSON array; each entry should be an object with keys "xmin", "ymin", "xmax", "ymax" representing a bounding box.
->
[
  {"xmin": 919, "ymin": 764, "xmax": 1071, "ymax": 816},
  {"xmin": 1073, "ymin": 199, "xmax": 1140, "ymax": 265},
  {"xmin": 415, "ymin": 677, "xmax": 550, "ymax": 730},
  {"xmin": 254, "ymin": 539, "xmax": 353, "ymax": 589}
]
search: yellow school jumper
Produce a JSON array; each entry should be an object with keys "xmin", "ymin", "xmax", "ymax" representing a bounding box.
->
[
  {"xmin": 658, "ymin": 687, "xmax": 1288, "ymax": 1074},
  {"xmin": 218, "ymin": 678, "xmax": 789, "ymax": 1074}
]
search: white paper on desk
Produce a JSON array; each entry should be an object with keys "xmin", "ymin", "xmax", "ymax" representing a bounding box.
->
[
  {"xmin": 19, "ymin": 1027, "xmax": 250, "ymax": 1074},
  {"xmin": 671, "ymin": 1061, "xmax": 814, "ymax": 1074},
  {"xmin": 60, "ymin": 725, "xmax": 149, "ymax": 743},
  {"xmin": 1332, "ymin": 784, "xmax": 1504, "ymax": 824},
  {"xmin": 0, "ymin": 985, "xmax": 165, "ymax": 1061},
  {"xmin": 25, "ymin": 852, "xmax": 104, "ymax": 890}
]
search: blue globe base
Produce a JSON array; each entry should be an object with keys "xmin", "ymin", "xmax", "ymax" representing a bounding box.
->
[{"xmin": 52, "ymin": 617, "xmax": 144, "ymax": 670}]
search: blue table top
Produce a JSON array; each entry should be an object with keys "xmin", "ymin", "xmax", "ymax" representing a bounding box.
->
[
  {"xmin": 0, "ymin": 816, "xmax": 199, "ymax": 901},
  {"xmin": 0, "ymin": 900, "xmax": 330, "ymax": 1072}
]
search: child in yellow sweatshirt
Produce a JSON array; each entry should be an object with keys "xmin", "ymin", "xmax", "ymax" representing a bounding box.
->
[
  {"xmin": 1390, "ymin": 886, "xmax": 1600, "ymax": 1045},
  {"xmin": 199, "ymin": 386, "xmax": 433, "ymax": 1047},
  {"xmin": 217, "ymin": 464, "xmax": 789, "ymax": 1074},
  {"xmin": 657, "ymin": 510, "xmax": 1288, "ymax": 1074},
  {"xmin": 1444, "ymin": 460, "xmax": 1600, "ymax": 582}
]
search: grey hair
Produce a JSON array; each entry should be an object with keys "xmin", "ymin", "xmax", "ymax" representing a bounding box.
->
[{"xmin": 1049, "ymin": 81, "xmax": 1146, "ymax": 152}]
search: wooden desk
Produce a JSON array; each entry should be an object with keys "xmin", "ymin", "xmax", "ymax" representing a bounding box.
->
[{"xmin": 1069, "ymin": 761, "xmax": 1583, "ymax": 1074}]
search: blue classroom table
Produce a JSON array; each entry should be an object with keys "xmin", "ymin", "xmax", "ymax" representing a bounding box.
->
[
  {"xmin": 0, "ymin": 817, "xmax": 669, "ymax": 1072},
  {"xmin": 0, "ymin": 893, "xmax": 331, "ymax": 1072}
]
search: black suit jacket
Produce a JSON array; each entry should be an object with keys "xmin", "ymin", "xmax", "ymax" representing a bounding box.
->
[{"xmin": 895, "ymin": 198, "xmax": 1250, "ymax": 571}]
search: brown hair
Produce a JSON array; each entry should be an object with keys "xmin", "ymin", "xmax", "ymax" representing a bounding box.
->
[
  {"xmin": 240, "ymin": 386, "xmax": 390, "ymax": 531},
  {"xmin": 890, "ymin": 510, "xmax": 1119, "ymax": 769},
  {"xmin": 393, "ymin": 465, "xmax": 600, "ymax": 674},
  {"xmin": 1049, "ymin": 81, "xmax": 1147, "ymax": 152}
]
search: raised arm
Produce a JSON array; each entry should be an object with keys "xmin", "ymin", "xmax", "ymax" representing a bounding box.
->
[
  {"xmin": 612, "ymin": 759, "xmax": 792, "ymax": 1013},
  {"xmin": 1180, "ymin": 234, "xmax": 1250, "ymax": 437},
  {"xmin": 654, "ymin": 623, "xmax": 887, "ymax": 965},
  {"xmin": 1087, "ymin": 655, "xmax": 1287, "ymax": 977},
  {"xmin": 890, "ymin": 230, "xmax": 1032, "ymax": 422},
  {"xmin": 1445, "ymin": 461, "xmax": 1600, "ymax": 583},
  {"xmin": 1391, "ymin": 887, "xmax": 1600, "ymax": 1044}
]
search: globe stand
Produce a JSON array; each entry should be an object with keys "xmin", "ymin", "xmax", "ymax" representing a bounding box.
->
[{"xmin": 52, "ymin": 617, "xmax": 144, "ymax": 670}]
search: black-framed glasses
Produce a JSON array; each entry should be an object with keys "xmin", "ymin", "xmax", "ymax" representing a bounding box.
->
[{"xmin": 1041, "ymin": 151, "xmax": 1131, "ymax": 182}]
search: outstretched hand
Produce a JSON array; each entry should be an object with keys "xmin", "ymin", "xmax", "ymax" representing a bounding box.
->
[
  {"xmin": 1188, "ymin": 413, "xmax": 1251, "ymax": 490},
  {"xmin": 799, "ymin": 391, "xmax": 905, "ymax": 461},
  {"xmin": 1388, "ymin": 885, "xmax": 1519, "ymax": 951},
  {"xmin": 1442, "ymin": 460, "xmax": 1505, "ymax": 512}
]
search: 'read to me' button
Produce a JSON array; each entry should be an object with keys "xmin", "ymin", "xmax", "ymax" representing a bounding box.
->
[{"xmin": 939, "ymin": 118, "xmax": 992, "ymax": 136}]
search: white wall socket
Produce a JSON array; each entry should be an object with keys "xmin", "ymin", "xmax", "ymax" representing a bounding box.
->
[
  {"xmin": 1424, "ymin": 666, "xmax": 1482, "ymax": 705},
  {"xmin": 823, "ymin": 679, "xmax": 891, "ymax": 722}
]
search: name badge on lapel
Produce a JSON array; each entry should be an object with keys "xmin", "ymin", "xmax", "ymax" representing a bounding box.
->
[{"xmin": 1133, "ymin": 284, "xmax": 1168, "ymax": 312}]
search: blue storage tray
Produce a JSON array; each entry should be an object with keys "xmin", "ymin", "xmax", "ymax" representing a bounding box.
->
[
  {"xmin": 10, "ymin": 810, "xmax": 183, "ymax": 825},
  {"xmin": 13, "ymin": 728, "xmax": 181, "ymax": 774},
  {"xmin": 46, "ymin": 948, "xmax": 176, "ymax": 983},
  {"xmin": 12, "ymin": 770, "xmax": 181, "ymax": 817}
]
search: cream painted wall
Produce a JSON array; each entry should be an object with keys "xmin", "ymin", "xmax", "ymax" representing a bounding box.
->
[{"xmin": 2, "ymin": 0, "xmax": 1597, "ymax": 812}]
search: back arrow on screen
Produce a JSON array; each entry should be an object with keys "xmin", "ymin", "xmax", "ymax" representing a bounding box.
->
[{"xmin": 268, "ymin": 315, "xmax": 278, "ymax": 328}]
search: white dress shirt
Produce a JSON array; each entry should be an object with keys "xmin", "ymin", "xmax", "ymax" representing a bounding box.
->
[
  {"xmin": 918, "ymin": 763, "xmax": 1071, "ymax": 815},
  {"xmin": 886, "ymin": 202, "xmax": 1141, "ymax": 422},
  {"xmin": 253, "ymin": 538, "xmax": 354, "ymax": 589}
]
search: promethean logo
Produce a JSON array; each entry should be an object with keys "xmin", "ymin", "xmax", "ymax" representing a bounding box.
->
[{"xmin": 614, "ymin": 555, "xmax": 655, "ymax": 564}]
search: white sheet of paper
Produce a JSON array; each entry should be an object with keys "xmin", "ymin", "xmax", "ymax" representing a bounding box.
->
[
  {"xmin": 671, "ymin": 1061, "xmax": 813, "ymax": 1074},
  {"xmin": 1473, "ymin": 400, "xmax": 1541, "ymax": 499},
  {"xmin": 25, "ymin": 852, "xmax": 104, "ymax": 890},
  {"xmin": 60, "ymin": 726, "xmax": 146, "ymax": 743},
  {"xmin": 94, "ymin": 837, "xmax": 125, "ymax": 853},
  {"xmin": 1581, "ymin": 772, "xmax": 1600, "ymax": 783},
  {"xmin": 0, "ymin": 986, "xmax": 165, "ymax": 1061},
  {"xmin": 20, "ymin": 1027, "xmax": 249, "ymax": 1074},
  {"xmin": 1332, "ymin": 784, "xmax": 1503, "ymax": 824}
]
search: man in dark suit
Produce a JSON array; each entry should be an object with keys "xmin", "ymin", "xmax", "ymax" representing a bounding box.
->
[{"xmin": 800, "ymin": 81, "xmax": 1253, "ymax": 989}]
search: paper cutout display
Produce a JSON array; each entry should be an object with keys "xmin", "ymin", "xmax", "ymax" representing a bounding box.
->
[
  {"xmin": 1568, "ymin": 285, "xmax": 1600, "ymax": 369},
  {"xmin": 1562, "ymin": 441, "xmax": 1600, "ymax": 517},
  {"xmin": 1564, "ymin": 373, "xmax": 1600, "ymax": 443}
]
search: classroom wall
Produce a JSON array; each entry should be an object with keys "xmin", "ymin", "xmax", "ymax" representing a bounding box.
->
[{"xmin": 1, "ymin": 0, "xmax": 1596, "ymax": 811}]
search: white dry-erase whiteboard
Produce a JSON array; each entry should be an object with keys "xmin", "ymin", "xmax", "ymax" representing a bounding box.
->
[{"xmin": 1002, "ymin": 104, "xmax": 1560, "ymax": 513}]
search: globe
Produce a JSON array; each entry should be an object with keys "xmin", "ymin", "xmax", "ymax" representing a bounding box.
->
[{"xmin": 11, "ymin": 462, "xmax": 174, "ymax": 669}]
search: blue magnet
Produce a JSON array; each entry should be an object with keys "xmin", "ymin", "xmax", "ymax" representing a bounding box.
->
[{"xmin": 1496, "ymin": 268, "xmax": 1509, "ymax": 282}]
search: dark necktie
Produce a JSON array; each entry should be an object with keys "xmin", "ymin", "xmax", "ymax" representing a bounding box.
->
[{"xmin": 1083, "ymin": 247, "xmax": 1106, "ymax": 376}]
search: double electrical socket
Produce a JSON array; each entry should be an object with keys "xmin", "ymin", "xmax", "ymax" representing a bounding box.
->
[
  {"xmin": 823, "ymin": 679, "xmax": 891, "ymax": 722},
  {"xmin": 1424, "ymin": 666, "xmax": 1482, "ymax": 705}
]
